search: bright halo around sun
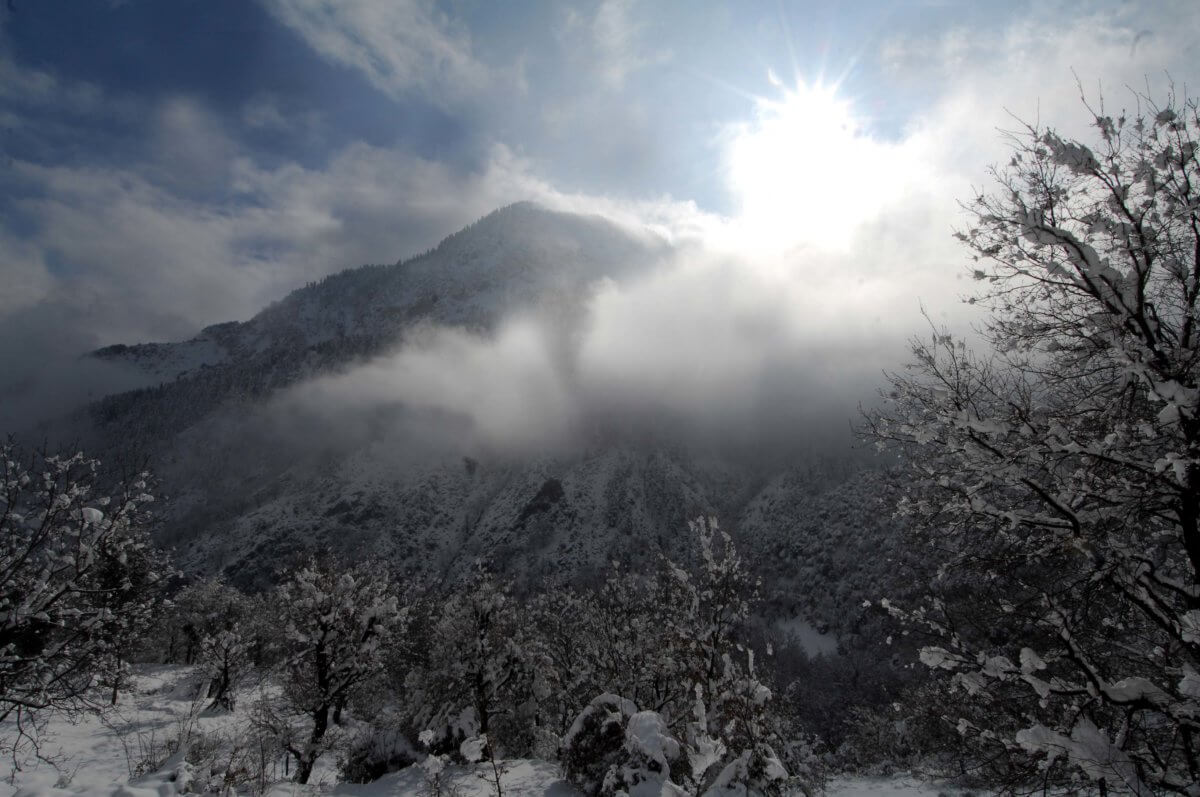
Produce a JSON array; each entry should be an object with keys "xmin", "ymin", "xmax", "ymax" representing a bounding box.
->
[{"xmin": 727, "ymin": 75, "xmax": 909, "ymax": 253}]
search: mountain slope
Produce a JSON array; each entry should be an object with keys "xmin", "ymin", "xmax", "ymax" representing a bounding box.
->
[
  {"xmin": 57, "ymin": 202, "xmax": 905, "ymax": 607},
  {"xmin": 75, "ymin": 203, "xmax": 667, "ymax": 453}
]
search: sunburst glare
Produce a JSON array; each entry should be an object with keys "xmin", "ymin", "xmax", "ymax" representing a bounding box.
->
[{"xmin": 727, "ymin": 75, "xmax": 912, "ymax": 253}]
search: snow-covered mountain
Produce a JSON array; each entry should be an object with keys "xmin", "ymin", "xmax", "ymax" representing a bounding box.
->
[
  {"xmin": 92, "ymin": 202, "xmax": 665, "ymax": 383},
  {"xmin": 65, "ymin": 203, "xmax": 905, "ymax": 615}
]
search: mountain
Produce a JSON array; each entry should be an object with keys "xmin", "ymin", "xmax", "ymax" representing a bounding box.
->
[
  {"xmin": 91, "ymin": 201, "xmax": 665, "ymax": 387},
  {"xmin": 55, "ymin": 202, "xmax": 909, "ymax": 630}
]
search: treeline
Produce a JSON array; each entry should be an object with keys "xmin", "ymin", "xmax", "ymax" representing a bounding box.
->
[
  {"xmin": 0, "ymin": 442, "xmax": 837, "ymax": 794},
  {"xmin": 155, "ymin": 521, "xmax": 827, "ymax": 793}
]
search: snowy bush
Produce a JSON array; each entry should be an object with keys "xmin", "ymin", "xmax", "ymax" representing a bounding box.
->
[
  {"xmin": 559, "ymin": 693, "xmax": 634, "ymax": 792},
  {"xmin": 832, "ymin": 681, "xmax": 973, "ymax": 781},
  {"xmin": 654, "ymin": 520, "xmax": 803, "ymax": 794},
  {"xmin": 197, "ymin": 627, "xmax": 252, "ymax": 713},
  {"xmin": 522, "ymin": 586, "xmax": 605, "ymax": 750},
  {"xmin": 863, "ymin": 88, "xmax": 1200, "ymax": 793},
  {"xmin": 338, "ymin": 712, "xmax": 419, "ymax": 783},
  {"xmin": 561, "ymin": 694, "xmax": 689, "ymax": 796}
]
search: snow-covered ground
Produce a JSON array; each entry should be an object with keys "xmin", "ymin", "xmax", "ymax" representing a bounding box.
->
[
  {"xmin": 826, "ymin": 777, "xmax": 973, "ymax": 796},
  {"xmin": 1, "ymin": 665, "xmax": 965, "ymax": 796},
  {"xmin": 260, "ymin": 760, "xmax": 578, "ymax": 796},
  {"xmin": 0, "ymin": 665, "xmax": 248, "ymax": 797}
]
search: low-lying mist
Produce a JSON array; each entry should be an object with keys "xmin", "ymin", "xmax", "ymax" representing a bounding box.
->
[{"xmin": 266, "ymin": 243, "xmax": 914, "ymax": 470}]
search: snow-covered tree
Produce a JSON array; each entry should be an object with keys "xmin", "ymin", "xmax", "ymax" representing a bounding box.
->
[
  {"xmin": 559, "ymin": 519, "xmax": 814, "ymax": 796},
  {"xmin": 161, "ymin": 578, "xmax": 256, "ymax": 710},
  {"xmin": 406, "ymin": 574, "xmax": 533, "ymax": 757},
  {"xmin": 199, "ymin": 592, "xmax": 254, "ymax": 711},
  {"xmin": 661, "ymin": 519, "xmax": 797, "ymax": 795},
  {"xmin": 91, "ymin": 518, "xmax": 168, "ymax": 706},
  {"xmin": 523, "ymin": 586, "xmax": 609, "ymax": 752},
  {"xmin": 864, "ymin": 89, "xmax": 1200, "ymax": 793},
  {"xmin": 253, "ymin": 560, "xmax": 406, "ymax": 784},
  {"xmin": 0, "ymin": 445, "xmax": 164, "ymax": 761},
  {"xmin": 198, "ymin": 627, "xmax": 251, "ymax": 712}
]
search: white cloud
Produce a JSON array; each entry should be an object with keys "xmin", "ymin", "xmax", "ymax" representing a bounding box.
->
[
  {"xmin": 149, "ymin": 97, "xmax": 240, "ymax": 192},
  {"xmin": 0, "ymin": 56, "xmax": 105, "ymax": 111},
  {"xmin": 242, "ymin": 96, "xmax": 288, "ymax": 131},
  {"xmin": 271, "ymin": 232, "xmax": 923, "ymax": 458},
  {"xmin": 285, "ymin": 319, "xmax": 576, "ymax": 453},
  {"xmin": 4, "ymin": 0, "xmax": 1199, "ymax": 445},
  {"xmin": 0, "ymin": 112, "xmax": 709, "ymax": 350},
  {"xmin": 882, "ymin": 1, "xmax": 1200, "ymax": 149},
  {"xmin": 11, "ymin": 159, "xmax": 264, "ymax": 344},
  {"xmin": 0, "ymin": 54, "xmax": 142, "ymax": 123},
  {"xmin": 240, "ymin": 95, "xmax": 324, "ymax": 137},
  {"xmin": 262, "ymin": 1, "xmax": 1200, "ymax": 458},
  {"xmin": 555, "ymin": 0, "xmax": 670, "ymax": 92},
  {"xmin": 260, "ymin": 0, "xmax": 488, "ymax": 105},
  {"xmin": 590, "ymin": 0, "xmax": 670, "ymax": 90}
]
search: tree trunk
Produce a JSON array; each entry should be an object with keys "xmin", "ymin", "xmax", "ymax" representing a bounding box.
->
[
  {"xmin": 207, "ymin": 668, "xmax": 232, "ymax": 711},
  {"xmin": 296, "ymin": 704, "xmax": 330, "ymax": 784}
]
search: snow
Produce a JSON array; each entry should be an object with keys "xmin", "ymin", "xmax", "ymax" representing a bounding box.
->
[
  {"xmin": 89, "ymin": 336, "xmax": 231, "ymax": 384},
  {"xmin": 310, "ymin": 760, "xmax": 579, "ymax": 796},
  {"xmin": 1016, "ymin": 720, "xmax": 1147, "ymax": 794},
  {"xmin": 1180, "ymin": 667, "xmax": 1200, "ymax": 700},
  {"xmin": 0, "ymin": 666, "xmax": 243, "ymax": 797},
  {"xmin": 826, "ymin": 776, "xmax": 974, "ymax": 795},
  {"xmin": 1018, "ymin": 647, "xmax": 1045, "ymax": 673},
  {"xmin": 917, "ymin": 647, "xmax": 956, "ymax": 670},
  {"xmin": 459, "ymin": 735, "xmax": 487, "ymax": 763},
  {"xmin": 625, "ymin": 710, "xmax": 680, "ymax": 771},
  {"xmin": 7, "ymin": 760, "xmax": 971, "ymax": 797},
  {"xmin": 2, "ymin": 665, "xmax": 978, "ymax": 797},
  {"xmin": 1102, "ymin": 676, "xmax": 1168, "ymax": 705}
]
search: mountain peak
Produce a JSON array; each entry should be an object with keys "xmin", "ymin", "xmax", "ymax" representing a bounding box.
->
[{"xmin": 86, "ymin": 203, "xmax": 669, "ymax": 386}]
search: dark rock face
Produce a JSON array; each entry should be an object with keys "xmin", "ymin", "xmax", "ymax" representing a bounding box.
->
[{"xmin": 516, "ymin": 478, "xmax": 565, "ymax": 527}]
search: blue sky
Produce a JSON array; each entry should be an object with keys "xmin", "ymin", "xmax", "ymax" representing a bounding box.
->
[
  {"xmin": 3, "ymin": 0, "xmax": 1034, "ymax": 208},
  {"xmin": 1, "ymin": 0, "xmax": 1198, "ymax": 429}
]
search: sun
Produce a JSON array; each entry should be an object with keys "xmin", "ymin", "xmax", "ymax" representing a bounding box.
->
[{"xmin": 727, "ymin": 75, "xmax": 906, "ymax": 252}]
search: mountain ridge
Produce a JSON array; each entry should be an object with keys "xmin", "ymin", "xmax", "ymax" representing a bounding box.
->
[{"xmin": 46, "ymin": 203, "xmax": 904, "ymax": 640}]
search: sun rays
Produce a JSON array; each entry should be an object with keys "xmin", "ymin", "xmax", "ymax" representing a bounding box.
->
[{"xmin": 726, "ymin": 74, "xmax": 913, "ymax": 253}]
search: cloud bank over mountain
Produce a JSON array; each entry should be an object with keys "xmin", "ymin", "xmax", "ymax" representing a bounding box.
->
[
  {"xmin": 2, "ymin": 0, "xmax": 1198, "ymax": 441},
  {"xmin": 260, "ymin": 217, "xmax": 927, "ymax": 464}
]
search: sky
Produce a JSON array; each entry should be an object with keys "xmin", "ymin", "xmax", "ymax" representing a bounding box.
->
[{"xmin": 2, "ymin": 0, "xmax": 1199, "ymax": 438}]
